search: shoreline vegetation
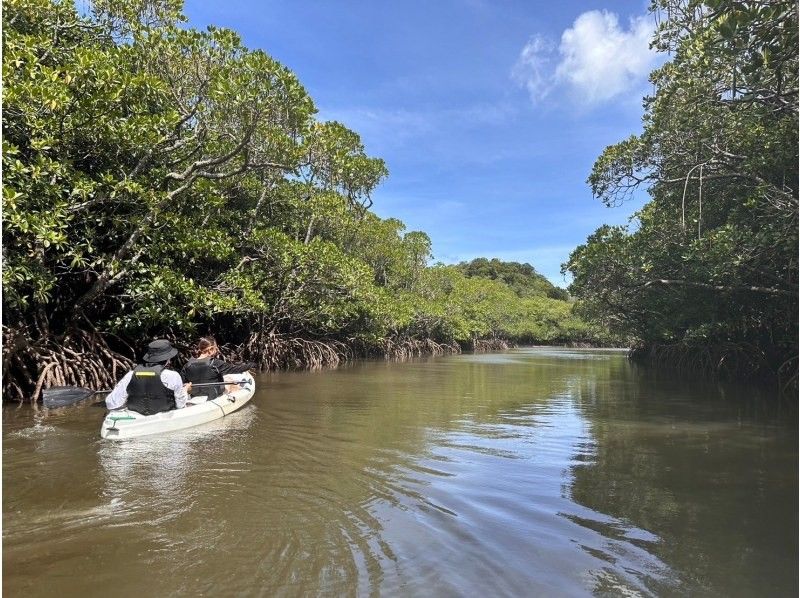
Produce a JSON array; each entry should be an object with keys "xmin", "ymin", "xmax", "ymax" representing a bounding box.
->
[
  {"xmin": 3, "ymin": 1, "xmax": 797, "ymax": 402},
  {"xmin": 564, "ymin": 0, "xmax": 797, "ymax": 393}
]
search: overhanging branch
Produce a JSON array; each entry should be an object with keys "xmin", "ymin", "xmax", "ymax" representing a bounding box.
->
[{"xmin": 643, "ymin": 278, "xmax": 794, "ymax": 296}]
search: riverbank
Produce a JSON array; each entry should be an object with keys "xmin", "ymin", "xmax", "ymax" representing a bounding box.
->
[
  {"xmin": 13, "ymin": 323, "xmax": 789, "ymax": 405},
  {"xmin": 629, "ymin": 342, "xmax": 798, "ymax": 395},
  {"xmin": 3, "ymin": 329, "xmax": 618, "ymax": 404}
]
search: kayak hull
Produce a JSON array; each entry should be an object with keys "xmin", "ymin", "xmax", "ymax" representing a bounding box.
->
[{"xmin": 100, "ymin": 373, "xmax": 255, "ymax": 440}]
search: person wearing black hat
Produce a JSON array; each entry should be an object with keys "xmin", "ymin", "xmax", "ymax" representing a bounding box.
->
[{"xmin": 105, "ymin": 339, "xmax": 193, "ymax": 414}]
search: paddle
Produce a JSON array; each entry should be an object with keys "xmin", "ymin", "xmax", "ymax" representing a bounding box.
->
[{"xmin": 42, "ymin": 380, "xmax": 250, "ymax": 409}]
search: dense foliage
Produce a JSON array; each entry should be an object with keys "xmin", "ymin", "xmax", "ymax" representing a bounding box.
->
[
  {"xmin": 456, "ymin": 258, "xmax": 570, "ymax": 301},
  {"xmin": 564, "ymin": 0, "xmax": 797, "ymax": 387},
  {"xmin": 2, "ymin": 0, "xmax": 593, "ymax": 402}
]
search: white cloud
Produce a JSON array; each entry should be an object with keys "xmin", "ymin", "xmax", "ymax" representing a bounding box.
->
[
  {"xmin": 556, "ymin": 11, "xmax": 657, "ymax": 103},
  {"xmin": 514, "ymin": 10, "xmax": 660, "ymax": 107}
]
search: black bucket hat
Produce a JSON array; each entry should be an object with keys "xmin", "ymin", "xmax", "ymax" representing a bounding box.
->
[{"xmin": 143, "ymin": 339, "xmax": 178, "ymax": 363}]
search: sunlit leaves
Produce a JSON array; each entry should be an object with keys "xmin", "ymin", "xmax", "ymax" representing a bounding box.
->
[{"xmin": 300, "ymin": 121, "xmax": 388, "ymax": 209}]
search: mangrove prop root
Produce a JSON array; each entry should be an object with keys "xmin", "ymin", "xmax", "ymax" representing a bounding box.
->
[
  {"xmin": 2, "ymin": 327, "xmax": 135, "ymax": 403},
  {"xmin": 4, "ymin": 323, "xmax": 518, "ymax": 403},
  {"xmin": 472, "ymin": 339, "xmax": 511, "ymax": 353},
  {"xmin": 375, "ymin": 337, "xmax": 461, "ymax": 360},
  {"xmin": 628, "ymin": 341, "xmax": 794, "ymax": 392},
  {"xmin": 235, "ymin": 332, "xmax": 352, "ymax": 371},
  {"xmin": 778, "ymin": 356, "xmax": 799, "ymax": 394},
  {"xmin": 232, "ymin": 333, "xmax": 463, "ymax": 370}
]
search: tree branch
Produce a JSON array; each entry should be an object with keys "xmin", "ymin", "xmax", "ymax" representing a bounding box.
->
[{"xmin": 643, "ymin": 279, "xmax": 794, "ymax": 296}]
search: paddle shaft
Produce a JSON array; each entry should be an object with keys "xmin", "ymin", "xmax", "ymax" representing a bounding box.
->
[
  {"xmin": 99, "ymin": 380, "xmax": 249, "ymax": 406},
  {"xmin": 43, "ymin": 380, "xmax": 249, "ymax": 408},
  {"xmin": 94, "ymin": 380, "xmax": 244, "ymax": 397},
  {"xmin": 103, "ymin": 381, "xmax": 243, "ymax": 394}
]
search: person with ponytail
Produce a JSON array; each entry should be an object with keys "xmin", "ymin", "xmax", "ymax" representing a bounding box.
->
[{"xmin": 181, "ymin": 337, "xmax": 257, "ymax": 400}]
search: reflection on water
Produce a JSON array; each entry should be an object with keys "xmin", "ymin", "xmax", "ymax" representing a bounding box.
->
[
  {"xmin": 3, "ymin": 348, "xmax": 797, "ymax": 597},
  {"xmin": 98, "ymin": 406, "xmax": 258, "ymax": 505}
]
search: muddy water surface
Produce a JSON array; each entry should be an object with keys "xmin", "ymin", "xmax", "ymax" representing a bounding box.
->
[{"xmin": 3, "ymin": 348, "xmax": 797, "ymax": 596}]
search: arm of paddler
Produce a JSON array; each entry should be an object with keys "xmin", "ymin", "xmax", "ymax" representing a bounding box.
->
[
  {"xmin": 106, "ymin": 371, "xmax": 133, "ymax": 410},
  {"xmin": 161, "ymin": 370, "xmax": 192, "ymax": 408},
  {"xmin": 211, "ymin": 358, "xmax": 257, "ymax": 375}
]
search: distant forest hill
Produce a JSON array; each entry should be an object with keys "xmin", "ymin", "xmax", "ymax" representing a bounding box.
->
[{"xmin": 456, "ymin": 259, "xmax": 570, "ymax": 302}]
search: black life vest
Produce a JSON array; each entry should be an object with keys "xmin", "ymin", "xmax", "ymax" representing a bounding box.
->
[
  {"xmin": 182, "ymin": 358, "xmax": 224, "ymax": 399},
  {"xmin": 125, "ymin": 364, "xmax": 176, "ymax": 415}
]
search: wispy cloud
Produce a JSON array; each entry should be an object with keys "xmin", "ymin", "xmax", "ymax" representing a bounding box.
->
[
  {"xmin": 318, "ymin": 101, "xmax": 518, "ymax": 162},
  {"xmin": 513, "ymin": 10, "xmax": 660, "ymax": 107},
  {"xmin": 321, "ymin": 102, "xmax": 515, "ymax": 134},
  {"xmin": 319, "ymin": 107, "xmax": 434, "ymax": 148},
  {"xmin": 511, "ymin": 35, "xmax": 556, "ymax": 104}
]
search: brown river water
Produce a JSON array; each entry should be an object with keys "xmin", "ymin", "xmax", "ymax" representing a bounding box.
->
[{"xmin": 3, "ymin": 348, "xmax": 797, "ymax": 597}]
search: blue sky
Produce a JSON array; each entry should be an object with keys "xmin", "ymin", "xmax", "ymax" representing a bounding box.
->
[{"xmin": 184, "ymin": 0, "xmax": 662, "ymax": 287}]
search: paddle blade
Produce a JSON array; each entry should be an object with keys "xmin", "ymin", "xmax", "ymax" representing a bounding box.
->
[{"xmin": 42, "ymin": 387, "xmax": 96, "ymax": 408}]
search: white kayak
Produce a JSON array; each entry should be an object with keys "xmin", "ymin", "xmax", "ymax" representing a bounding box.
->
[{"xmin": 100, "ymin": 373, "xmax": 255, "ymax": 440}]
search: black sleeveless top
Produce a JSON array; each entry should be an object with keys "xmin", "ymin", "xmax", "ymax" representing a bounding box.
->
[{"xmin": 181, "ymin": 358, "xmax": 224, "ymax": 399}]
